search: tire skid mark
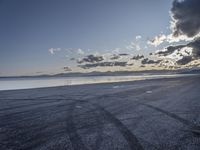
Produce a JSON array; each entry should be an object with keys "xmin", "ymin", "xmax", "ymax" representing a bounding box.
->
[
  {"xmin": 139, "ymin": 102, "xmax": 200, "ymax": 133},
  {"xmin": 0, "ymin": 93, "xmax": 85, "ymax": 101},
  {"xmin": 0, "ymin": 101, "xmax": 90, "ymax": 150},
  {"xmin": 66, "ymin": 102, "xmax": 88, "ymax": 150},
  {"xmin": 72, "ymin": 100, "xmax": 144, "ymax": 149},
  {"xmin": 92, "ymin": 103, "xmax": 144, "ymax": 150},
  {"xmin": 81, "ymin": 102, "xmax": 104, "ymax": 150},
  {"xmin": 0, "ymin": 100, "xmax": 75, "ymax": 119},
  {"xmin": 66, "ymin": 100, "xmax": 144, "ymax": 150},
  {"xmin": 0, "ymin": 102, "xmax": 76, "ymax": 129},
  {"xmin": 0, "ymin": 99, "xmax": 62, "ymax": 112},
  {"xmin": 1, "ymin": 98, "xmax": 144, "ymax": 150},
  {"xmin": 0, "ymin": 95, "xmax": 55, "ymax": 101},
  {"xmin": 0, "ymin": 101, "xmax": 94, "ymax": 129},
  {"xmin": 92, "ymin": 121, "xmax": 104, "ymax": 150},
  {"xmin": 0, "ymin": 116, "xmax": 67, "ymax": 150}
]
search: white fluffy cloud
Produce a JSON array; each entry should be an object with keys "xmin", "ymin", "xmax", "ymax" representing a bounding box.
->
[
  {"xmin": 148, "ymin": 33, "xmax": 195, "ymax": 47},
  {"xmin": 48, "ymin": 48, "xmax": 61, "ymax": 54},
  {"xmin": 126, "ymin": 36, "xmax": 142, "ymax": 51},
  {"xmin": 135, "ymin": 35, "xmax": 142, "ymax": 40},
  {"xmin": 77, "ymin": 48, "xmax": 85, "ymax": 55}
]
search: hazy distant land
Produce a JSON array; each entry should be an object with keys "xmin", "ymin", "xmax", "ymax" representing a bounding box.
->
[{"xmin": 1, "ymin": 68, "xmax": 200, "ymax": 79}]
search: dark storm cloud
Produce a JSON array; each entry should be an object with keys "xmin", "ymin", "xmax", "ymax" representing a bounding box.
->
[
  {"xmin": 131, "ymin": 55, "xmax": 144, "ymax": 60},
  {"xmin": 171, "ymin": 0, "xmax": 200, "ymax": 37},
  {"xmin": 150, "ymin": 0, "xmax": 200, "ymax": 67},
  {"xmin": 78, "ymin": 61, "xmax": 128, "ymax": 69},
  {"xmin": 141, "ymin": 58, "xmax": 161, "ymax": 65},
  {"xmin": 176, "ymin": 56, "xmax": 193, "ymax": 65},
  {"xmin": 77, "ymin": 55, "xmax": 104, "ymax": 64}
]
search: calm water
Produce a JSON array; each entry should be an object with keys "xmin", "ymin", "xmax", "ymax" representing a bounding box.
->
[{"xmin": 0, "ymin": 74, "xmax": 195, "ymax": 91}]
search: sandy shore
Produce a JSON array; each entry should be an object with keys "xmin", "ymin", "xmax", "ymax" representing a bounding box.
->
[{"xmin": 0, "ymin": 75, "xmax": 200, "ymax": 150}]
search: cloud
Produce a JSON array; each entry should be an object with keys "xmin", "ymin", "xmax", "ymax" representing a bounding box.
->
[
  {"xmin": 126, "ymin": 42, "xmax": 135, "ymax": 50},
  {"xmin": 126, "ymin": 41, "xmax": 141, "ymax": 51},
  {"xmin": 158, "ymin": 59, "xmax": 177, "ymax": 68},
  {"xmin": 63, "ymin": 66, "xmax": 72, "ymax": 72},
  {"xmin": 126, "ymin": 36, "xmax": 142, "ymax": 51},
  {"xmin": 148, "ymin": 0, "xmax": 200, "ymax": 46},
  {"xmin": 155, "ymin": 38, "xmax": 200, "ymax": 65},
  {"xmin": 187, "ymin": 37, "xmax": 200, "ymax": 57},
  {"xmin": 78, "ymin": 61, "xmax": 128, "ymax": 69},
  {"xmin": 148, "ymin": 34, "xmax": 168, "ymax": 47},
  {"xmin": 77, "ymin": 54, "xmax": 104, "ymax": 64},
  {"xmin": 135, "ymin": 35, "xmax": 142, "ymax": 40},
  {"xmin": 70, "ymin": 58, "xmax": 75, "ymax": 61},
  {"xmin": 48, "ymin": 48, "xmax": 61, "ymax": 54},
  {"xmin": 77, "ymin": 48, "xmax": 84, "ymax": 55},
  {"xmin": 148, "ymin": 0, "xmax": 200, "ymax": 67},
  {"xmin": 171, "ymin": 0, "xmax": 200, "ymax": 38},
  {"xmin": 112, "ymin": 48, "xmax": 120, "ymax": 54},
  {"xmin": 156, "ymin": 45, "xmax": 185, "ymax": 56},
  {"xmin": 118, "ymin": 53, "xmax": 129, "ymax": 56},
  {"xmin": 156, "ymin": 38, "xmax": 200, "ymax": 57},
  {"xmin": 141, "ymin": 58, "xmax": 161, "ymax": 65},
  {"xmin": 110, "ymin": 54, "xmax": 120, "ymax": 60},
  {"xmin": 148, "ymin": 33, "xmax": 194, "ymax": 47},
  {"xmin": 131, "ymin": 55, "xmax": 144, "ymax": 60},
  {"xmin": 49, "ymin": 48, "xmax": 86, "ymax": 56},
  {"xmin": 176, "ymin": 56, "xmax": 193, "ymax": 65}
]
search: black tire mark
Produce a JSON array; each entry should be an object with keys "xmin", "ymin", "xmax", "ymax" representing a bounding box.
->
[
  {"xmin": 93, "ymin": 103, "xmax": 144, "ymax": 150},
  {"xmin": 0, "ymin": 99, "xmax": 61, "ymax": 112},
  {"xmin": 69, "ymin": 101, "xmax": 105, "ymax": 150},
  {"xmin": 73, "ymin": 100, "xmax": 144, "ymax": 149},
  {"xmin": 63, "ymin": 100, "xmax": 144, "ymax": 150},
  {"xmin": 90, "ymin": 108, "xmax": 104, "ymax": 150},
  {"xmin": 0, "ymin": 95, "xmax": 55, "ymax": 101},
  {"xmin": 0, "ymin": 102, "xmax": 69, "ymax": 126},
  {"xmin": 0, "ymin": 99, "xmax": 75, "ymax": 118},
  {"xmin": 139, "ymin": 102, "xmax": 200, "ymax": 133},
  {"xmin": 66, "ymin": 102, "xmax": 88, "ymax": 150},
  {"xmin": 0, "ymin": 94, "xmax": 71, "ymax": 101},
  {"xmin": 0, "ymin": 111, "xmax": 70, "ymax": 150},
  {"xmin": 78, "ymin": 102, "xmax": 105, "ymax": 150},
  {"xmin": 0, "ymin": 100, "xmax": 102, "ymax": 129},
  {"xmin": 0, "ymin": 101, "xmax": 76, "ymax": 128},
  {"xmin": 0, "ymin": 101, "xmax": 93, "ymax": 150}
]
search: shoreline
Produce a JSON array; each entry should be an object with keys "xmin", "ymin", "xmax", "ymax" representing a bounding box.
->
[{"xmin": 0, "ymin": 73, "xmax": 199, "ymax": 92}]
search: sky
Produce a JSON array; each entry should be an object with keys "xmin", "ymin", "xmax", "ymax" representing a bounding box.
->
[{"xmin": 1, "ymin": 0, "xmax": 200, "ymax": 76}]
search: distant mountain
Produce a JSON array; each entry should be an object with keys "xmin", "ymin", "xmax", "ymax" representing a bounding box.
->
[
  {"xmin": 0, "ymin": 70, "xmax": 181, "ymax": 79},
  {"xmin": 1, "ymin": 68, "xmax": 200, "ymax": 79}
]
